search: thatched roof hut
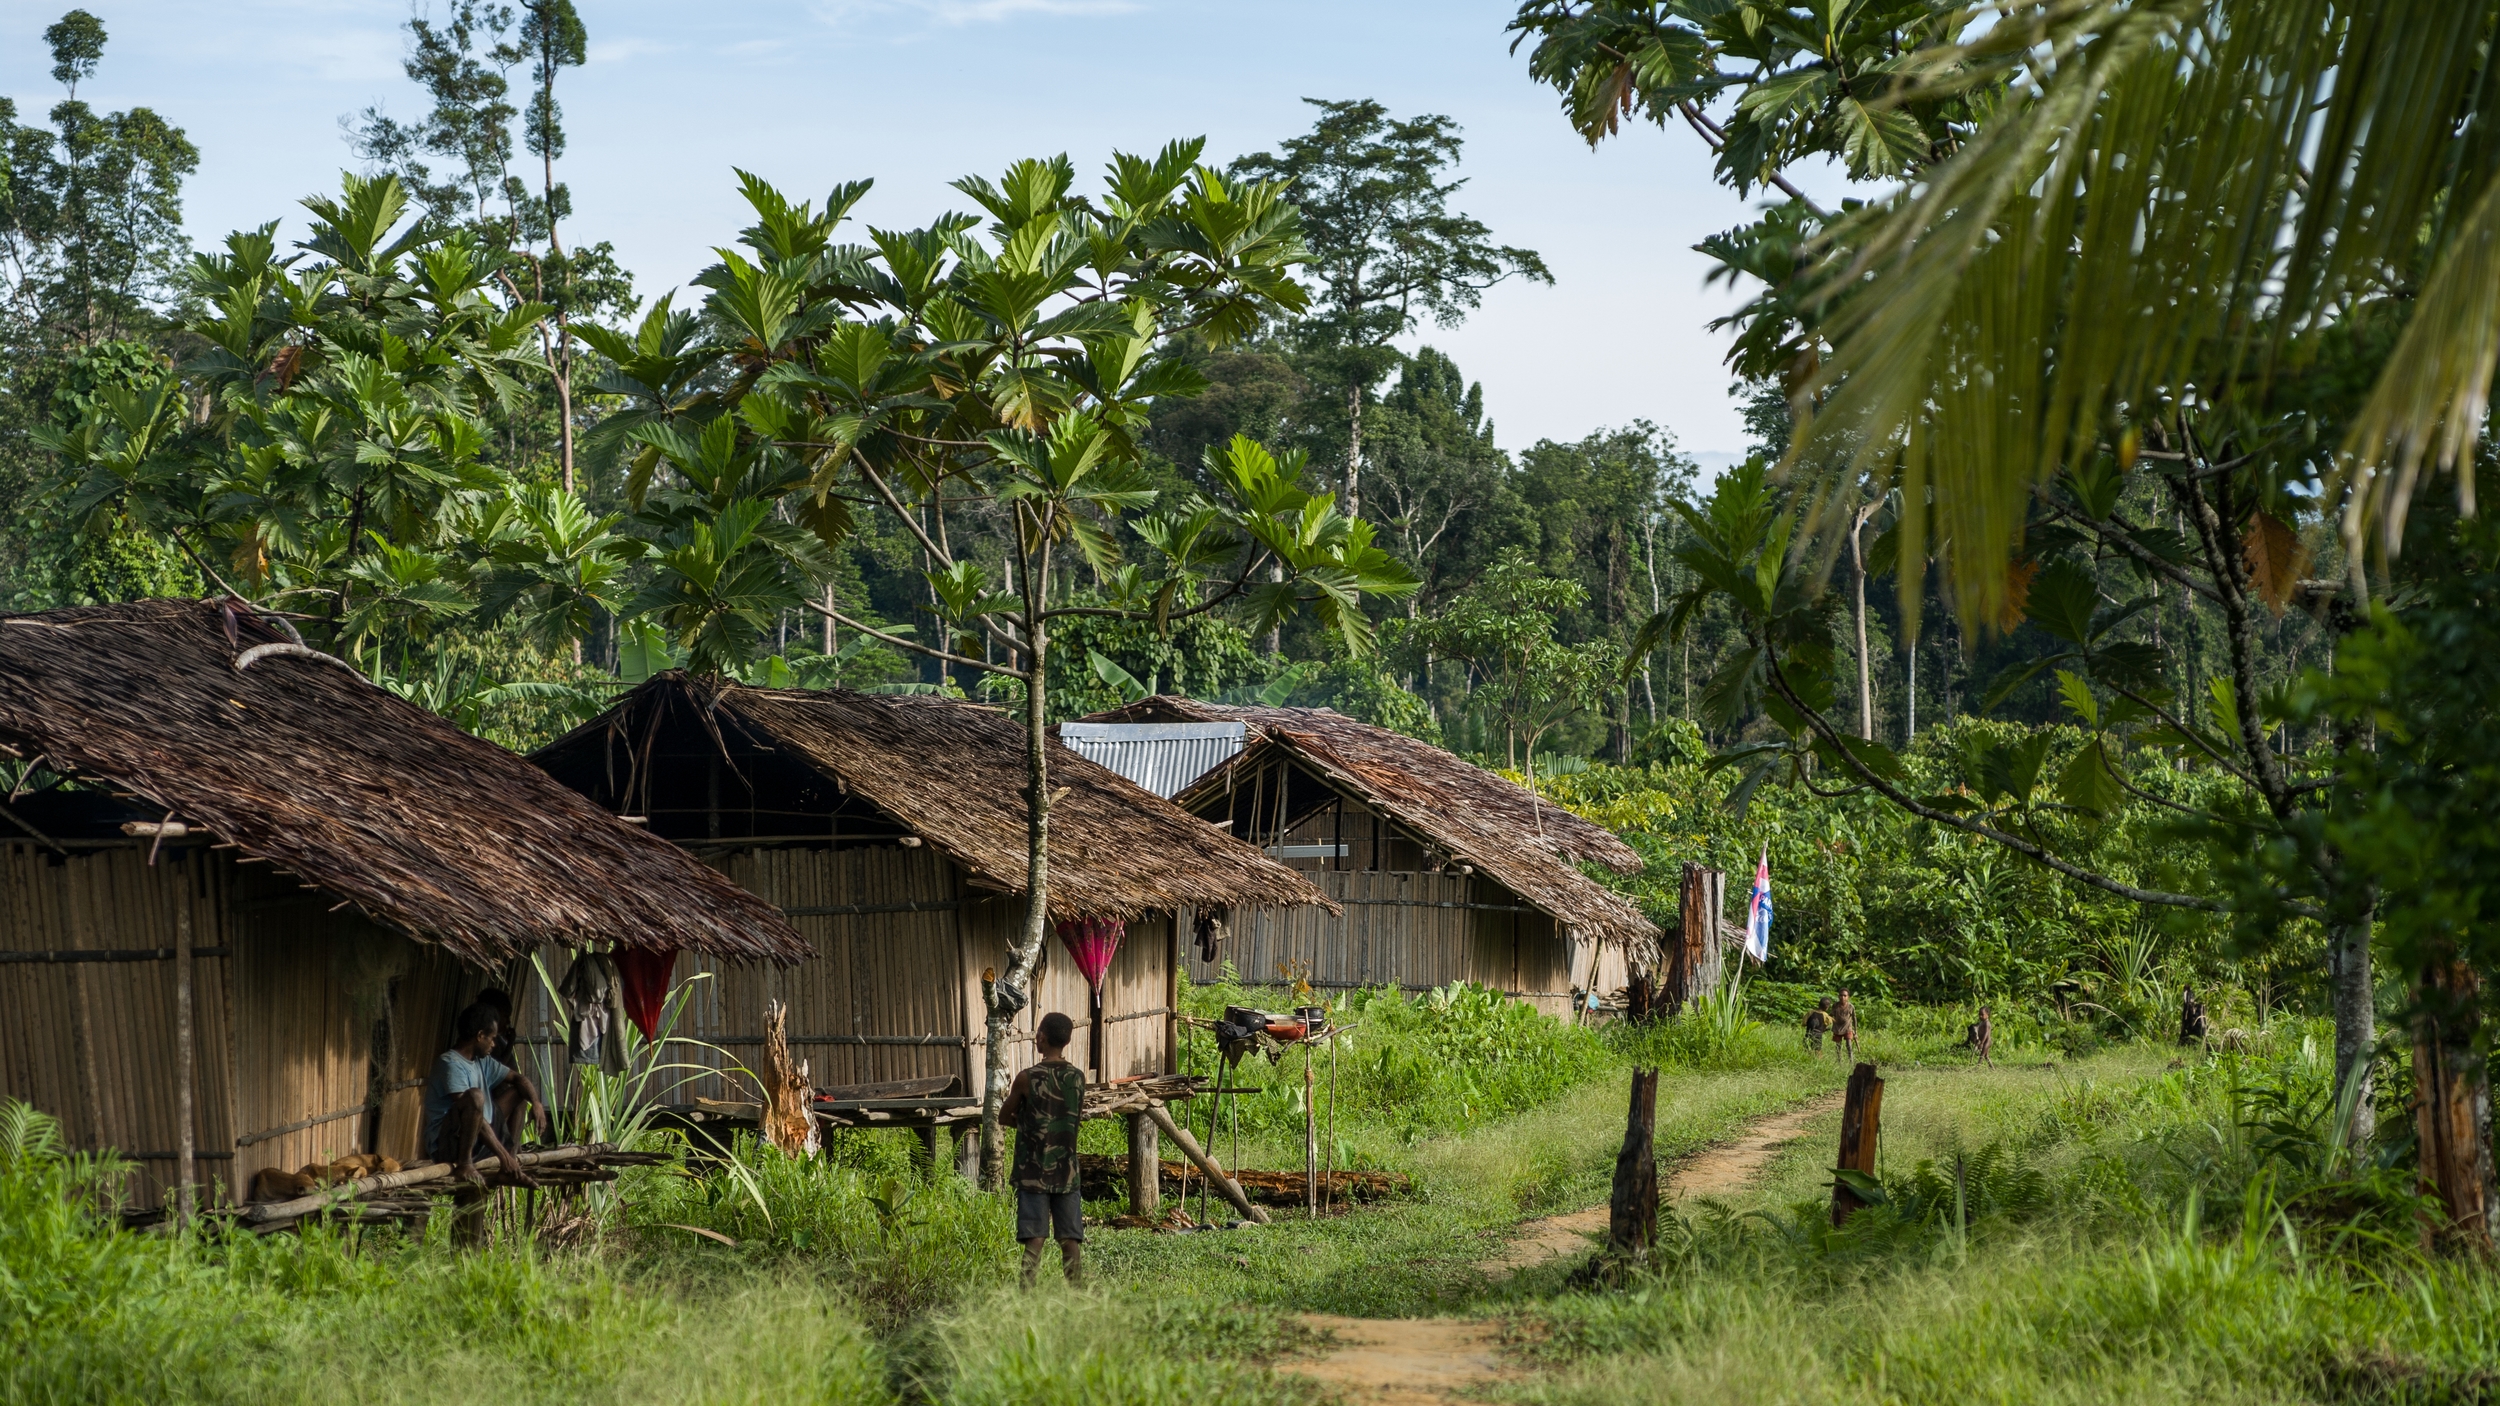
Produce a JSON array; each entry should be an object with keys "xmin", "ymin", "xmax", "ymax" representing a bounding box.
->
[
  {"xmin": 529, "ymin": 676, "xmax": 1328, "ymax": 1119},
  {"xmin": 1080, "ymin": 698, "xmax": 1660, "ymax": 1015},
  {"xmin": 0, "ymin": 599, "xmax": 808, "ymax": 1207}
]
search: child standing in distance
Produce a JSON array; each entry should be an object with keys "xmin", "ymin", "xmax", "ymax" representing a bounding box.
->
[
  {"xmin": 1804, "ymin": 1000, "xmax": 1830, "ymax": 1056},
  {"xmin": 1000, "ymin": 1011, "xmax": 1087, "ymax": 1288},
  {"xmin": 1833, "ymin": 989, "xmax": 1859, "ymax": 1062}
]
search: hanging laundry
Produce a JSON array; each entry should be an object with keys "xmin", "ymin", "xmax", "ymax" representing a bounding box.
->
[
  {"xmin": 613, "ymin": 946, "xmax": 680, "ymax": 1041},
  {"xmin": 559, "ymin": 950, "xmax": 617, "ymax": 1062}
]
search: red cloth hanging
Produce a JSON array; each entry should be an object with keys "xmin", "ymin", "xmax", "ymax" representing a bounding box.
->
[
  {"xmin": 613, "ymin": 946, "xmax": 680, "ymax": 1041},
  {"xmin": 1054, "ymin": 916, "xmax": 1125, "ymax": 992}
]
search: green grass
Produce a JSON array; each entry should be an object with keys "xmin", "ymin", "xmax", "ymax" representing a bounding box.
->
[{"xmin": 9, "ymin": 991, "xmax": 2489, "ymax": 1406}]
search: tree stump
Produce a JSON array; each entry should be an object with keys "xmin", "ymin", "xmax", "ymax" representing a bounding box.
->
[
  {"xmin": 1607, "ymin": 1068, "xmax": 1660, "ymax": 1256},
  {"xmin": 1830, "ymin": 1061, "xmax": 1883, "ymax": 1226},
  {"xmin": 2414, "ymin": 959, "xmax": 2495, "ymax": 1252},
  {"xmin": 759, "ymin": 999, "xmax": 819, "ymax": 1158}
]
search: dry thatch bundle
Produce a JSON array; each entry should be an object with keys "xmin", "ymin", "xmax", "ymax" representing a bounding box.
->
[
  {"xmin": 1085, "ymin": 698, "xmax": 1659, "ymax": 949},
  {"xmin": 0, "ymin": 599, "xmax": 807, "ymax": 966},
  {"xmin": 534, "ymin": 674, "xmax": 1332, "ymax": 920}
]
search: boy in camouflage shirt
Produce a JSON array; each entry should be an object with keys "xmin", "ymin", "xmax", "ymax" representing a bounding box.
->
[{"xmin": 1000, "ymin": 1010, "xmax": 1087, "ymax": 1288}]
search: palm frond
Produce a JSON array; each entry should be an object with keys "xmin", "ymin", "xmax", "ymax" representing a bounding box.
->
[{"xmin": 1793, "ymin": 0, "xmax": 2500, "ymax": 630}]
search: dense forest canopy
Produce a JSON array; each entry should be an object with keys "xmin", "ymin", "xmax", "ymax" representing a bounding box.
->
[{"xmin": 6, "ymin": 0, "xmax": 2499, "ymax": 1095}]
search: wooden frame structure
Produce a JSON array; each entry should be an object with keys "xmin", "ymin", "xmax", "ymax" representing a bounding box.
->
[
  {"xmin": 1079, "ymin": 699, "xmax": 1661, "ymax": 1017},
  {"xmin": 0, "ymin": 600, "xmax": 807, "ymax": 1211}
]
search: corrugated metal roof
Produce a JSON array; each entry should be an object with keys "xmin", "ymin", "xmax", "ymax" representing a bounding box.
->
[{"xmin": 1057, "ymin": 721, "xmax": 1247, "ymax": 798}]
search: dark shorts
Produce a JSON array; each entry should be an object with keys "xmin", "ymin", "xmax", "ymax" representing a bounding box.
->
[{"xmin": 1016, "ymin": 1188, "xmax": 1084, "ymax": 1242}]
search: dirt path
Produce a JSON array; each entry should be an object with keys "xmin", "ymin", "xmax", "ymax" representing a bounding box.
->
[
  {"xmin": 1481, "ymin": 1092, "xmax": 1840, "ymax": 1276},
  {"xmin": 1290, "ymin": 1093, "xmax": 1840, "ymax": 1404},
  {"xmin": 1294, "ymin": 1316, "xmax": 1514, "ymax": 1406}
]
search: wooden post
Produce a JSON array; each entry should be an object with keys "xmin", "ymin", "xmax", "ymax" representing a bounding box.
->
[
  {"xmin": 1305, "ymin": 1044, "xmax": 1318, "ymax": 1218},
  {"xmin": 1143, "ymin": 1102, "xmax": 1269, "ymax": 1225},
  {"xmin": 1125, "ymin": 1111, "xmax": 1159, "ymax": 1216},
  {"xmin": 174, "ymin": 893, "xmax": 195, "ymax": 1228},
  {"xmin": 2414, "ymin": 959, "xmax": 2495, "ymax": 1251},
  {"xmin": 1607, "ymin": 1068, "xmax": 1660, "ymax": 1256},
  {"xmin": 1831, "ymin": 1061, "xmax": 1884, "ymax": 1226},
  {"xmin": 1089, "ymin": 984, "xmax": 1104, "ymax": 1082}
]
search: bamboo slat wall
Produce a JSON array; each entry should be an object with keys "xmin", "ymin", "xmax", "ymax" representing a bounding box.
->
[
  {"xmin": 961, "ymin": 901, "xmax": 1173, "ymax": 1083},
  {"xmin": 0, "ymin": 844, "xmax": 457, "ymax": 1209},
  {"xmin": 0, "ymin": 843, "xmax": 235, "ymax": 1208},
  {"xmin": 1188, "ymin": 869, "xmax": 1577, "ymax": 1018},
  {"xmin": 373, "ymin": 944, "xmax": 468, "ymax": 1160},
  {"xmin": 502, "ymin": 845, "xmax": 1176, "ymax": 1104},
  {"xmin": 228, "ymin": 892, "xmax": 373, "ymax": 1190}
]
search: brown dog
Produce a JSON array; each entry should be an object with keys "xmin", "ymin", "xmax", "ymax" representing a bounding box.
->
[{"xmin": 249, "ymin": 1167, "xmax": 319, "ymax": 1202}]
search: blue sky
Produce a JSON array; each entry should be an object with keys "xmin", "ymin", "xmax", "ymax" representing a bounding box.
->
[{"xmin": 3, "ymin": 0, "xmax": 1855, "ymax": 464}]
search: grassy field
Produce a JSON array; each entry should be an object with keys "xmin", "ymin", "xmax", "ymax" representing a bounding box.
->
[{"xmin": 5, "ymin": 987, "xmax": 2491, "ymax": 1405}]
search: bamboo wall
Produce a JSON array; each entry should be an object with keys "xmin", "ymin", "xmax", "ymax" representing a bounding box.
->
[
  {"xmin": 962, "ymin": 900, "xmax": 1173, "ymax": 1083},
  {"xmin": 1188, "ymin": 869, "xmax": 1578, "ymax": 1018},
  {"xmin": 0, "ymin": 843, "xmax": 461, "ymax": 1210},
  {"xmin": 0, "ymin": 842, "xmax": 234, "ymax": 1209},
  {"xmin": 503, "ymin": 843, "xmax": 1176, "ymax": 1106}
]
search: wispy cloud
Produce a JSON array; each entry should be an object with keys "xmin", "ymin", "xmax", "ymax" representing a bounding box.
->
[
  {"xmin": 586, "ymin": 37, "xmax": 673, "ymax": 65},
  {"xmin": 808, "ymin": 0, "xmax": 1143, "ymax": 33}
]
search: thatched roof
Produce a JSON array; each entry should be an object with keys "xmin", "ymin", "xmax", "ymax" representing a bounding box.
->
[
  {"xmin": 1085, "ymin": 698, "xmax": 1659, "ymax": 950},
  {"xmin": 0, "ymin": 599, "xmax": 809, "ymax": 966},
  {"xmin": 534, "ymin": 675, "xmax": 1333, "ymax": 921}
]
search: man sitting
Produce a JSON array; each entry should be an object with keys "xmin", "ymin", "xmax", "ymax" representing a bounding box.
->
[
  {"xmin": 421, "ymin": 1002, "xmax": 546, "ymax": 1186},
  {"xmin": 1000, "ymin": 1011, "xmax": 1087, "ymax": 1288}
]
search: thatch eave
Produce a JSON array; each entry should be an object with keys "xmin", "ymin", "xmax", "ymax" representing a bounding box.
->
[
  {"xmin": 534, "ymin": 675, "xmax": 1336, "ymax": 922},
  {"xmin": 1096, "ymin": 697, "xmax": 1660, "ymax": 950},
  {"xmin": 0, "ymin": 601, "xmax": 811, "ymax": 967}
]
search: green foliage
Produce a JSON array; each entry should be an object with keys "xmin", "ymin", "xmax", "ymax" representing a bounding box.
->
[
  {"xmin": 1540, "ymin": 747, "xmax": 2255, "ymax": 1009},
  {"xmin": 625, "ymin": 1134, "xmax": 1014, "ymax": 1327},
  {"xmin": 1424, "ymin": 548, "xmax": 1618, "ymax": 770},
  {"xmin": 2, "ymin": 13, "xmax": 200, "ymax": 346},
  {"xmin": 1180, "ymin": 976, "xmax": 1616, "ymax": 1148}
]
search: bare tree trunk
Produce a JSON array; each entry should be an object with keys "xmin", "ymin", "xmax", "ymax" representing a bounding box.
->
[
  {"xmin": 980, "ymin": 533, "xmax": 1055, "ymax": 1189},
  {"xmin": 2329, "ymin": 912, "xmax": 2376, "ymax": 1145},
  {"xmin": 1263, "ymin": 560, "xmax": 1283, "ymax": 656},
  {"xmin": 1344, "ymin": 381, "xmax": 1363, "ymax": 519},
  {"xmin": 1906, "ymin": 645, "xmax": 1917, "ymax": 742},
  {"xmin": 1850, "ymin": 505, "xmax": 1874, "ymax": 741}
]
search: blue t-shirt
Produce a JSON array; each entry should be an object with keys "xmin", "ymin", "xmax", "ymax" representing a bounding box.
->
[{"xmin": 420, "ymin": 1049, "xmax": 512, "ymax": 1157}]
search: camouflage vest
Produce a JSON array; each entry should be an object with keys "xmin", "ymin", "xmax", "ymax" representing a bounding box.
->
[{"xmin": 1011, "ymin": 1060, "xmax": 1086, "ymax": 1193}]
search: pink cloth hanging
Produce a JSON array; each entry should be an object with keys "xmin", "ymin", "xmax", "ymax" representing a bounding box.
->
[
  {"xmin": 614, "ymin": 946, "xmax": 680, "ymax": 1041},
  {"xmin": 1054, "ymin": 916, "xmax": 1125, "ymax": 991}
]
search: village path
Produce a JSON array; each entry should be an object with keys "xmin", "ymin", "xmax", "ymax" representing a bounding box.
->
[{"xmin": 1288, "ymin": 1092, "xmax": 1842, "ymax": 1406}]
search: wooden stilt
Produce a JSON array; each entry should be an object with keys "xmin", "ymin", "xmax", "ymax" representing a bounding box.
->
[
  {"xmin": 1125, "ymin": 1111, "xmax": 1158, "ymax": 1216},
  {"xmin": 1304, "ymin": 1045, "xmax": 1318, "ymax": 1218}
]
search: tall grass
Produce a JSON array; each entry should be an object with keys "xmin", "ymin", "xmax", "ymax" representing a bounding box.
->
[{"xmin": 1512, "ymin": 1039, "xmax": 2494, "ymax": 1405}]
